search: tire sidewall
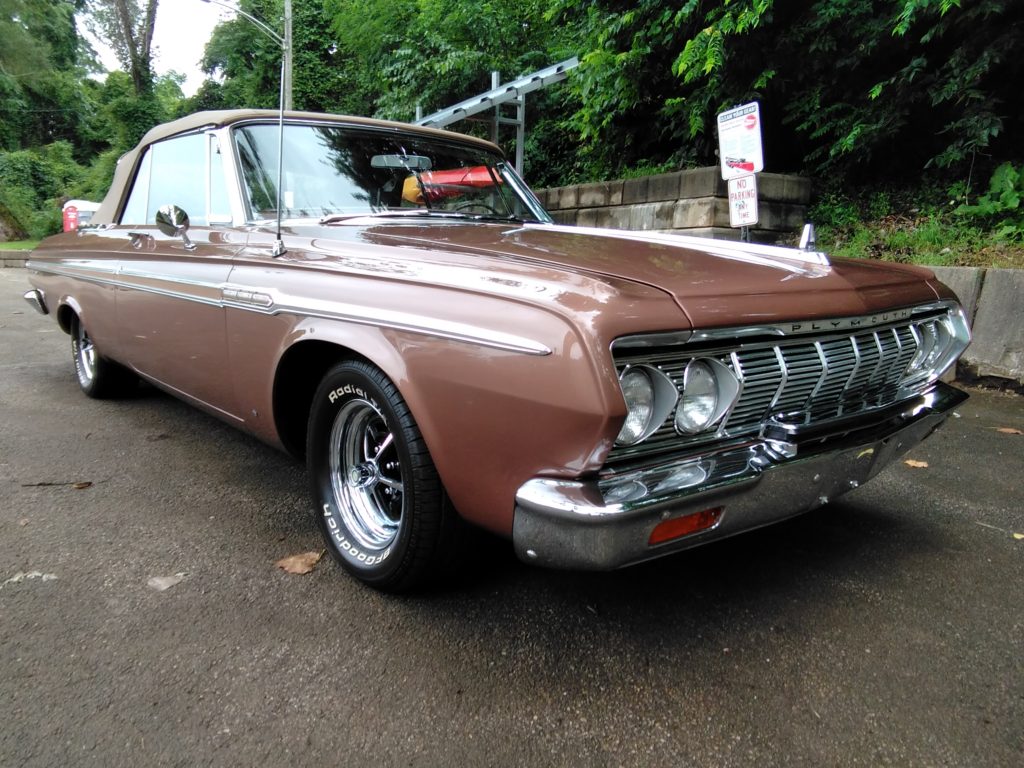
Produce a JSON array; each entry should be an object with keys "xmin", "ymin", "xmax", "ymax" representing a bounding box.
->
[
  {"xmin": 308, "ymin": 364, "xmax": 412, "ymax": 583},
  {"xmin": 71, "ymin": 319, "xmax": 97, "ymax": 396}
]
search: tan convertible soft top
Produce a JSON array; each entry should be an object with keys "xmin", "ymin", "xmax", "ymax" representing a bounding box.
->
[{"xmin": 93, "ymin": 110, "xmax": 502, "ymax": 225}]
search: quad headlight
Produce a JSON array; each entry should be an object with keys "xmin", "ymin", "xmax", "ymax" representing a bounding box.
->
[
  {"xmin": 614, "ymin": 358, "xmax": 741, "ymax": 447},
  {"xmin": 674, "ymin": 358, "xmax": 741, "ymax": 435},
  {"xmin": 615, "ymin": 365, "xmax": 679, "ymax": 446},
  {"xmin": 900, "ymin": 306, "xmax": 971, "ymax": 390}
]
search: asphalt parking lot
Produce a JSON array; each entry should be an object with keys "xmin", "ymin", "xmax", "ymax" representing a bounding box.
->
[{"xmin": 1, "ymin": 267, "xmax": 1022, "ymax": 767}]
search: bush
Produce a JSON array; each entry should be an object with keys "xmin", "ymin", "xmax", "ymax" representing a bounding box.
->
[
  {"xmin": 956, "ymin": 163, "xmax": 1024, "ymax": 242},
  {"xmin": 0, "ymin": 143, "xmax": 87, "ymax": 240}
]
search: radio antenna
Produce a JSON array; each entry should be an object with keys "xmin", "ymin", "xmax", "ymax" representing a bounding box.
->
[{"xmin": 200, "ymin": 0, "xmax": 289, "ymax": 256}]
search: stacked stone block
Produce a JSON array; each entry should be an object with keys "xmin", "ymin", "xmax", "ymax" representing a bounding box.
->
[{"xmin": 536, "ymin": 167, "xmax": 810, "ymax": 242}]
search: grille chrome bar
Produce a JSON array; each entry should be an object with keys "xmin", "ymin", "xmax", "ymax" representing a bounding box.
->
[{"xmin": 606, "ymin": 308, "xmax": 957, "ymax": 466}]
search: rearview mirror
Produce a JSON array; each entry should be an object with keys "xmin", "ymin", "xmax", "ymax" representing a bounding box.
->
[{"xmin": 371, "ymin": 154, "xmax": 432, "ymax": 171}]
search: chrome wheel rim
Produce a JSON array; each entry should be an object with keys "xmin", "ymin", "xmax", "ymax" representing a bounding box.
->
[
  {"xmin": 328, "ymin": 398, "xmax": 403, "ymax": 550},
  {"xmin": 76, "ymin": 323, "xmax": 96, "ymax": 384}
]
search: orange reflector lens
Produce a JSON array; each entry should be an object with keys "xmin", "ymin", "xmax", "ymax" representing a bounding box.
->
[{"xmin": 648, "ymin": 507, "xmax": 723, "ymax": 546}]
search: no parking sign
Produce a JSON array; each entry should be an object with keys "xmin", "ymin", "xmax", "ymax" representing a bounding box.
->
[{"xmin": 728, "ymin": 175, "xmax": 758, "ymax": 227}]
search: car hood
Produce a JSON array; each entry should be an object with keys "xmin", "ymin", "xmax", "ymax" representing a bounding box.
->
[{"xmin": 329, "ymin": 221, "xmax": 941, "ymax": 329}]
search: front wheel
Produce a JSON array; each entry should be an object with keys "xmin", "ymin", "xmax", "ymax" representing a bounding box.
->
[{"xmin": 307, "ymin": 360, "xmax": 458, "ymax": 591}]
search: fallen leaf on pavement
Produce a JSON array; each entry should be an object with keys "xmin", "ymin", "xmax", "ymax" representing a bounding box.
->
[
  {"xmin": 996, "ymin": 427, "xmax": 1023, "ymax": 435},
  {"xmin": 0, "ymin": 571, "xmax": 58, "ymax": 591},
  {"xmin": 904, "ymin": 459, "xmax": 929, "ymax": 468},
  {"xmin": 1014, "ymin": 533, "xmax": 1024, "ymax": 541},
  {"xmin": 71, "ymin": 481, "xmax": 93, "ymax": 490},
  {"xmin": 147, "ymin": 573, "xmax": 185, "ymax": 591},
  {"xmin": 275, "ymin": 550, "xmax": 324, "ymax": 575}
]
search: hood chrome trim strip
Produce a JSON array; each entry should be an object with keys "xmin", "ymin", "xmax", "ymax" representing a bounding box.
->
[{"xmin": 521, "ymin": 223, "xmax": 832, "ymax": 272}]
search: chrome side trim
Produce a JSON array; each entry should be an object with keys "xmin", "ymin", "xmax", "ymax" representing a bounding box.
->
[
  {"xmin": 27, "ymin": 260, "xmax": 551, "ymax": 356},
  {"xmin": 222, "ymin": 286, "xmax": 274, "ymax": 308},
  {"xmin": 265, "ymin": 289, "xmax": 552, "ymax": 356},
  {"xmin": 134, "ymin": 368, "xmax": 246, "ymax": 424}
]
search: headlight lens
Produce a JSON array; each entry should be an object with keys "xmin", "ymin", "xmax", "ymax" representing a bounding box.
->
[
  {"xmin": 675, "ymin": 360, "xmax": 719, "ymax": 433},
  {"xmin": 616, "ymin": 368, "xmax": 655, "ymax": 445},
  {"xmin": 900, "ymin": 307, "xmax": 970, "ymax": 392},
  {"xmin": 909, "ymin": 320, "xmax": 942, "ymax": 372}
]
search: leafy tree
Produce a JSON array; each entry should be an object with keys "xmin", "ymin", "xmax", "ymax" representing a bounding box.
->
[
  {"xmin": 195, "ymin": 0, "xmax": 346, "ymax": 113},
  {"xmin": 552, "ymin": 0, "xmax": 1023, "ymax": 181},
  {"xmin": 328, "ymin": 0, "xmax": 565, "ymax": 121},
  {"xmin": 84, "ymin": 0, "xmax": 158, "ymax": 94},
  {"xmin": 324, "ymin": 0, "xmax": 576, "ymax": 183},
  {"xmin": 198, "ymin": 0, "xmax": 283, "ymax": 110},
  {"xmin": 0, "ymin": 0, "xmax": 94, "ymax": 151}
]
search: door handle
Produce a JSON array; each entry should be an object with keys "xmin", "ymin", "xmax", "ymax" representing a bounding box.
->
[{"xmin": 127, "ymin": 232, "xmax": 152, "ymax": 249}]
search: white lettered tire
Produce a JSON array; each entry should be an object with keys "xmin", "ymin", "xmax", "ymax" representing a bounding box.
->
[{"xmin": 307, "ymin": 360, "xmax": 458, "ymax": 591}]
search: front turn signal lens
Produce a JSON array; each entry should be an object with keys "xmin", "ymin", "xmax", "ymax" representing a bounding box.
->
[{"xmin": 648, "ymin": 507, "xmax": 723, "ymax": 546}]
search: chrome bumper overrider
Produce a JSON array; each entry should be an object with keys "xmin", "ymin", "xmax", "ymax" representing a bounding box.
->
[
  {"xmin": 23, "ymin": 289, "xmax": 48, "ymax": 315},
  {"xmin": 513, "ymin": 382, "xmax": 968, "ymax": 570}
]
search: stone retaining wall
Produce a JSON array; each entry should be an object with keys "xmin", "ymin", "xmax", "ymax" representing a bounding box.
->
[
  {"xmin": 932, "ymin": 267, "xmax": 1023, "ymax": 385},
  {"xmin": 2, "ymin": 251, "xmax": 29, "ymax": 268},
  {"xmin": 536, "ymin": 167, "xmax": 810, "ymax": 241}
]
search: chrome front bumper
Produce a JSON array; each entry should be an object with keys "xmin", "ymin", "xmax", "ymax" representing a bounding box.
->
[{"xmin": 512, "ymin": 382, "xmax": 968, "ymax": 570}]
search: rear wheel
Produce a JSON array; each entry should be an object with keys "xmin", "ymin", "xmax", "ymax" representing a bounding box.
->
[
  {"xmin": 307, "ymin": 360, "xmax": 459, "ymax": 591},
  {"xmin": 71, "ymin": 316, "xmax": 136, "ymax": 398}
]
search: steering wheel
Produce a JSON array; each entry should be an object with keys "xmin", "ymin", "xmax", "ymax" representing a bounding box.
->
[{"xmin": 452, "ymin": 201, "xmax": 503, "ymax": 216}]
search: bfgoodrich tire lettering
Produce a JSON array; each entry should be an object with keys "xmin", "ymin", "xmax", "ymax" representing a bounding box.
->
[{"xmin": 307, "ymin": 360, "xmax": 457, "ymax": 591}]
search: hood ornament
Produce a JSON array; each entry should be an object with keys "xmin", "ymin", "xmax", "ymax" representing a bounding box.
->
[{"xmin": 799, "ymin": 223, "xmax": 816, "ymax": 252}]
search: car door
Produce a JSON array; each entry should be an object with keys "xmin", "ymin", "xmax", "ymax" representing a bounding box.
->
[{"xmin": 114, "ymin": 130, "xmax": 246, "ymax": 419}]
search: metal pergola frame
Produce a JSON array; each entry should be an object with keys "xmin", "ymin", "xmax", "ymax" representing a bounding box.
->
[{"xmin": 414, "ymin": 57, "xmax": 579, "ymax": 175}]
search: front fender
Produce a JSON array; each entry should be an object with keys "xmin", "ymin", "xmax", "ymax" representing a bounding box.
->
[{"xmin": 256, "ymin": 307, "xmax": 622, "ymax": 537}]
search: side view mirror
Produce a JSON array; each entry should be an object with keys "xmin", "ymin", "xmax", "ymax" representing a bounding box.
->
[{"xmin": 155, "ymin": 205, "xmax": 196, "ymax": 251}]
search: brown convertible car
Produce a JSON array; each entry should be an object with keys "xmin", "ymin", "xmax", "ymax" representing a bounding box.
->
[{"xmin": 23, "ymin": 110, "xmax": 971, "ymax": 590}]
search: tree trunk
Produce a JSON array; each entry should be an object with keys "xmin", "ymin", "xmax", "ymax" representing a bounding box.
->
[{"xmin": 106, "ymin": 0, "xmax": 159, "ymax": 95}]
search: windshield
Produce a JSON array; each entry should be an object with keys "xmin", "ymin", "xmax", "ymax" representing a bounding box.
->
[{"xmin": 233, "ymin": 122, "xmax": 551, "ymax": 224}]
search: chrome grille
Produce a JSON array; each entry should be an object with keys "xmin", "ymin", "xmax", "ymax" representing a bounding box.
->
[{"xmin": 608, "ymin": 313, "xmax": 937, "ymax": 466}]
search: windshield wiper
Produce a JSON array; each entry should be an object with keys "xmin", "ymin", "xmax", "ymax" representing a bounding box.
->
[{"xmin": 466, "ymin": 213, "xmax": 536, "ymax": 224}]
